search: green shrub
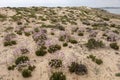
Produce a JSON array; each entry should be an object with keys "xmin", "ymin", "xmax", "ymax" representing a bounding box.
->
[
  {"xmin": 49, "ymin": 59, "xmax": 62, "ymax": 68},
  {"xmin": 110, "ymin": 24, "xmax": 116, "ymax": 27},
  {"xmin": 56, "ymin": 24, "xmax": 65, "ymax": 31},
  {"xmin": 86, "ymin": 38, "xmax": 104, "ymax": 49},
  {"xmin": 36, "ymin": 45, "xmax": 47, "ymax": 56},
  {"xmin": 59, "ymin": 35, "xmax": 66, "ymax": 41},
  {"xmin": 24, "ymin": 32, "xmax": 31, "ymax": 36},
  {"xmin": 115, "ymin": 73, "xmax": 120, "ymax": 77},
  {"xmin": 87, "ymin": 54, "xmax": 96, "ymax": 61},
  {"xmin": 16, "ymin": 31, "xmax": 22, "ymax": 35},
  {"xmin": 17, "ymin": 22, "xmax": 22, "ymax": 25},
  {"xmin": 50, "ymin": 72, "xmax": 66, "ymax": 80},
  {"xmin": 95, "ymin": 59, "xmax": 103, "ymax": 65},
  {"xmin": 69, "ymin": 62, "xmax": 88, "ymax": 75},
  {"xmin": 113, "ymin": 30, "xmax": 119, "ymax": 34},
  {"xmin": 35, "ymin": 49, "xmax": 47, "ymax": 56},
  {"xmin": 0, "ymin": 14, "xmax": 7, "ymax": 21},
  {"xmin": 87, "ymin": 55, "xmax": 103, "ymax": 65},
  {"xmin": 82, "ymin": 20, "xmax": 90, "ymax": 25},
  {"xmin": 48, "ymin": 44, "xmax": 61, "ymax": 53},
  {"xmin": 20, "ymin": 48, "xmax": 29, "ymax": 54},
  {"xmin": 28, "ymin": 65, "xmax": 36, "ymax": 71},
  {"xmin": 34, "ymin": 28, "xmax": 39, "ymax": 32},
  {"xmin": 69, "ymin": 39, "xmax": 78, "ymax": 44},
  {"xmin": 22, "ymin": 69, "xmax": 31, "ymax": 78},
  {"xmin": 110, "ymin": 43, "xmax": 119, "ymax": 50},
  {"xmin": 102, "ymin": 17, "xmax": 110, "ymax": 21},
  {"xmin": 78, "ymin": 32, "xmax": 84, "ymax": 36},
  {"xmin": 51, "ymin": 32, "xmax": 55, "ymax": 35},
  {"xmin": 63, "ymin": 43, "xmax": 68, "ymax": 47},
  {"xmin": 15, "ymin": 56, "xmax": 29, "ymax": 65},
  {"xmin": 11, "ymin": 15, "xmax": 22, "ymax": 21},
  {"xmin": 8, "ymin": 65, "xmax": 16, "ymax": 70},
  {"xmin": 4, "ymin": 40, "xmax": 17, "ymax": 46}
]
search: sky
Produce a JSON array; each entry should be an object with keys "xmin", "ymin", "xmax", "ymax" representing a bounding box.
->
[{"xmin": 0, "ymin": 0, "xmax": 120, "ymax": 7}]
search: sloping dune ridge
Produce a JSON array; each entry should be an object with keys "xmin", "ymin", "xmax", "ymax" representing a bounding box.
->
[{"xmin": 0, "ymin": 7, "xmax": 120, "ymax": 80}]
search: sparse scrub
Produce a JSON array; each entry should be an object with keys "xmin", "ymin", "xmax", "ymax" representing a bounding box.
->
[
  {"xmin": 110, "ymin": 43, "xmax": 119, "ymax": 50},
  {"xmin": 56, "ymin": 24, "xmax": 65, "ymax": 31},
  {"xmin": 17, "ymin": 22, "xmax": 22, "ymax": 25},
  {"xmin": 24, "ymin": 32, "xmax": 31, "ymax": 36},
  {"xmin": 8, "ymin": 65, "xmax": 16, "ymax": 70},
  {"xmin": 86, "ymin": 38, "xmax": 104, "ymax": 49},
  {"xmin": 110, "ymin": 24, "xmax": 116, "ymax": 27},
  {"xmin": 35, "ymin": 48, "xmax": 47, "ymax": 56},
  {"xmin": 4, "ymin": 40, "xmax": 17, "ymax": 46},
  {"xmin": 49, "ymin": 59, "xmax": 62, "ymax": 68},
  {"xmin": 0, "ymin": 14, "xmax": 7, "ymax": 21},
  {"xmin": 59, "ymin": 35, "xmax": 66, "ymax": 41},
  {"xmin": 102, "ymin": 17, "xmax": 110, "ymax": 21},
  {"xmin": 63, "ymin": 43, "xmax": 68, "ymax": 47},
  {"xmin": 78, "ymin": 32, "xmax": 84, "ymax": 36},
  {"xmin": 4, "ymin": 33, "xmax": 17, "ymax": 46},
  {"xmin": 51, "ymin": 32, "xmax": 55, "ymax": 35},
  {"xmin": 87, "ymin": 55, "xmax": 103, "ymax": 65},
  {"xmin": 22, "ymin": 69, "xmax": 31, "ymax": 78},
  {"xmin": 50, "ymin": 72, "xmax": 66, "ymax": 80},
  {"xmin": 69, "ymin": 39, "xmax": 78, "ymax": 44},
  {"xmin": 15, "ymin": 56, "xmax": 29, "ymax": 65},
  {"xmin": 34, "ymin": 28, "xmax": 39, "ymax": 32},
  {"xmin": 28, "ymin": 65, "xmax": 36, "ymax": 71},
  {"xmin": 69, "ymin": 62, "xmax": 88, "ymax": 75},
  {"xmin": 48, "ymin": 44, "xmax": 61, "ymax": 53},
  {"xmin": 82, "ymin": 20, "xmax": 90, "ymax": 25},
  {"xmin": 115, "ymin": 73, "xmax": 120, "ymax": 77},
  {"xmin": 20, "ymin": 48, "xmax": 29, "ymax": 54}
]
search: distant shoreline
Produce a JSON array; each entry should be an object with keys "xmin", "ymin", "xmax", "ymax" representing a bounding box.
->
[
  {"xmin": 99, "ymin": 7, "xmax": 120, "ymax": 9},
  {"xmin": 100, "ymin": 7, "xmax": 120, "ymax": 15}
]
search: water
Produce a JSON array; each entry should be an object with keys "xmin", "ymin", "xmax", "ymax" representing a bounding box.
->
[{"xmin": 103, "ymin": 9, "xmax": 120, "ymax": 15}]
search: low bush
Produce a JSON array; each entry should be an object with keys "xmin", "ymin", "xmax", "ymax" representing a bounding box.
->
[
  {"xmin": 51, "ymin": 32, "xmax": 55, "ymax": 35},
  {"xmin": 0, "ymin": 14, "xmax": 7, "ymax": 21},
  {"xmin": 86, "ymin": 38, "xmax": 104, "ymax": 49},
  {"xmin": 50, "ymin": 72, "xmax": 66, "ymax": 80},
  {"xmin": 48, "ymin": 44, "xmax": 61, "ymax": 53},
  {"xmin": 20, "ymin": 48, "xmax": 29, "ymax": 54},
  {"xmin": 56, "ymin": 24, "xmax": 65, "ymax": 31},
  {"xmin": 49, "ymin": 59, "xmax": 62, "ymax": 68},
  {"xmin": 82, "ymin": 20, "xmax": 90, "ymax": 25},
  {"xmin": 69, "ymin": 62, "xmax": 88, "ymax": 75},
  {"xmin": 69, "ymin": 39, "xmax": 78, "ymax": 44},
  {"xmin": 16, "ymin": 30, "xmax": 22, "ymax": 35},
  {"xmin": 36, "ymin": 46, "xmax": 47, "ymax": 56},
  {"xmin": 28, "ymin": 65, "xmax": 36, "ymax": 71},
  {"xmin": 87, "ymin": 55, "xmax": 103, "ymax": 65},
  {"xmin": 35, "ymin": 49, "xmax": 47, "ymax": 56},
  {"xmin": 22, "ymin": 69, "xmax": 31, "ymax": 78},
  {"xmin": 8, "ymin": 65, "xmax": 16, "ymax": 70},
  {"xmin": 110, "ymin": 24, "xmax": 116, "ymax": 27},
  {"xmin": 87, "ymin": 54, "xmax": 96, "ymax": 61},
  {"xmin": 24, "ymin": 32, "xmax": 31, "ymax": 36},
  {"xmin": 4, "ymin": 40, "xmax": 17, "ymax": 46},
  {"xmin": 115, "ymin": 73, "xmax": 120, "ymax": 77},
  {"xmin": 63, "ymin": 43, "xmax": 68, "ymax": 47},
  {"xmin": 95, "ymin": 59, "xmax": 103, "ymax": 65},
  {"xmin": 17, "ymin": 22, "xmax": 22, "ymax": 25},
  {"xmin": 110, "ymin": 43, "xmax": 119, "ymax": 50},
  {"xmin": 15, "ymin": 56, "xmax": 29, "ymax": 65},
  {"xmin": 102, "ymin": 17, "xmax": 110, "ymax": 21},
  {"xmin": 59, "ymin": 35, "xmax": 66, "ymax": 41},
  {"xmin": 34, "ymin": 28, "xmax": 39, "ymax": 32},
  {"xmin": 78, "ymin": 32, "xmax": 84, "ymax": 36}
]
